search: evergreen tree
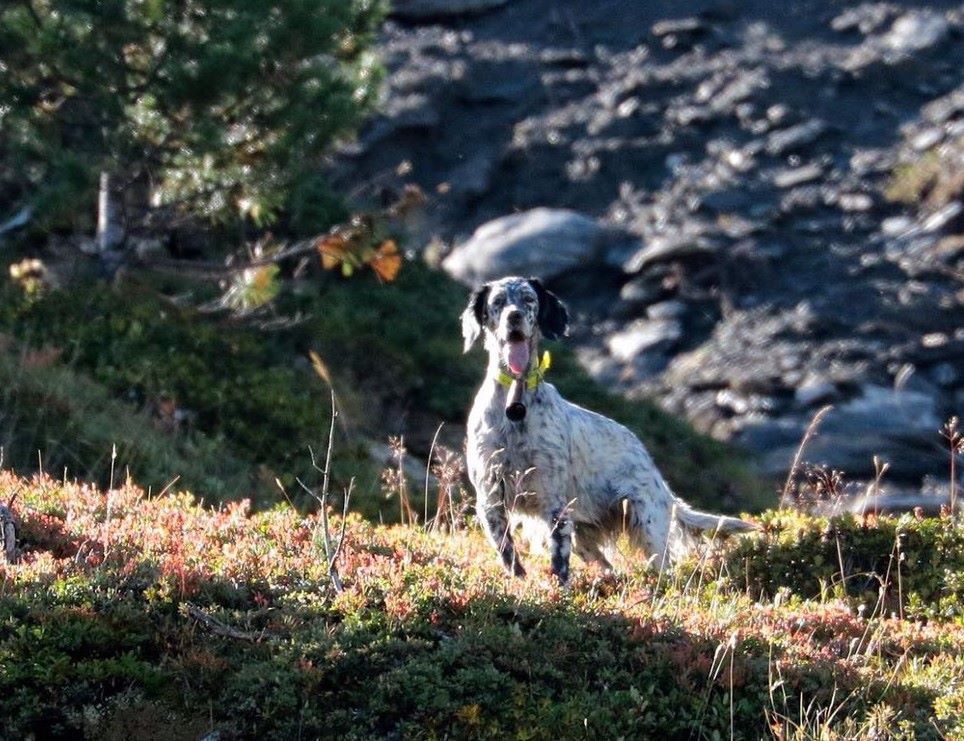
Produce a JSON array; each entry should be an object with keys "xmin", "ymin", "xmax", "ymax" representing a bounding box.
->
[{"xmin": 0, "ymin": 0, "xmax": 385, "ymax": 235}]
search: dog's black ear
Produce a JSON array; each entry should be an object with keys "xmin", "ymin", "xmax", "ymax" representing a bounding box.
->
[
  {"xmin": 528, "ymin": 277, "xmax": 569, "ymax": 341},
  {"xmin": 460, "ymin": 284, "xmax": 490, "ymax": 352}
]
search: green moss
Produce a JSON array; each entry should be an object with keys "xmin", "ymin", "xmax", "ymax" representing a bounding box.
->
[{"xmin": 0, "ymin": 349, "xmax": 251, "ymax": 498}]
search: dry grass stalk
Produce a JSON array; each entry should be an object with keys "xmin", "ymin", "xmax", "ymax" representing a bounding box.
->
[
  {"xmin": 780, "ymin": 405, "xmax": 834, "ymax": 508},
  {"xmin": 941, "ymin": 417, "xmax": 963, "ymax": 516},
  {"xmin": 381, "ymin": 435, "xmax": 416, "ymax": 526},
  {"xmin": 430, "ymin": 446, "xmax": 467, "ymax": 533}
]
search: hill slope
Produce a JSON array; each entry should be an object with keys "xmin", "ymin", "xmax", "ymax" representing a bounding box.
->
[
  {"xmin": 0, "ymin": 262, "xmax": 770, "ymax": 516},
  {"xmin": 3, "ymin": 471, "xmax": 964, "ymax": 739}
]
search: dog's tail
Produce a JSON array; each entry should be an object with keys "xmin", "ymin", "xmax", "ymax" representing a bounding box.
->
[{"xmin": 675, "ymin": 504, "xmax": 757, "ymax": 537}]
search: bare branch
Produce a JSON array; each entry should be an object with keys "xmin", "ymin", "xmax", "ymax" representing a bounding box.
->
[
  {"xmin": 299, "ymin": 390, "xmax": 346, "ymax": 592},
  {"xmin": 184, "ymin": 603, "xmax": 263, "ymax": 642}
]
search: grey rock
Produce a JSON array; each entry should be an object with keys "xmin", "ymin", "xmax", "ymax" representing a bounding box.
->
[
  {"xmin": 794, "ymin": 376, "xmax": 840, "ymax": 407},
  {"xmin": 743, "ymin": 385, "xmax": 943, "ymax": 478},
  {"xmin": 577, "ymin": 346, "xmax": 623, "ymax": 387},
  {"xmin": 624, "ymin": 232, "xmax": 721, "ymax": 272},
  {"xmin": 766, "ymin": 119, "xmax": 828, "ymax": 155},
  {"xmin": 390, "ymin": 0, "xmax": 508, "ymax": 20},
  {"xmin": 458, "ymin": 67, "xmax": 537, "ymax": 103},
  {"xmin": 766, "ymin": 104, "xmax": 791, "ymax": 125},
  {"xmin": 850, "ymin": 148, "xmax": 897, "ymax": 176},
  {"xmin": 831, "ymin": 4, "xmax": 900, "ymax": 35},
  {"xmin": 606, "ymin": 319, "xmax": 682, "ymax": 361},
  {"xmin": 446, "ymin": 152, "xmax": 497, "ymax": 197},
  {"xmin": 330, "ymin": 0, "xmax": 964, "ymax": 491},
  {"xmin": 719, "ymin": 216, "xmax": 765, "ymax": 240},
  {"xmin": 931, "ymin": 362, "xmax": 958, "ymax": 387},
  {"xmin": 442, "ymin": 209, "xmax": 635, "ymax": 285},
  {"xmin": 715, "ymin": 389, "xmax": 778, "ymax": 416},
  {"xmin": 361, "ymin": 94, "xmax": 439, "ymax": 147},
  {"xmin": 881, "ymin": 216, "xmax": 915, "ymax": 236},
  {"xmin": 921, "ymin": 202, "xmax": 963, "ymax": 233},
  {"xmin": 670, "ymin": 105, "xmax": 715, "ymax": 127},
  {"xmin": 538, "ymin": 48, "xmax": 589, "ymax": 67},
  {"xmin": 837, "ymin": 193, "xmax": 874, "ymax": 212},
  {"xmin": 780, "ymin": 185, "xmax": 823, "ymax": 213},
  {"xmin": 652, "ymin": 17, "xmax": 704, "ymax": 37},
  {"xmin": 772, "ymin": 163, "xmax": 824, "ymax": 188},
  {"xmin": 646, "ymin": 300, "xmax": 687, "ymax": 320},
  {"xmin": 910, "ymin": 127, "xmax": 944, "ymax": 152},
  {"xmin": 619, "ymin": 277, "xmax": 662, "ymax": 306},
  {"xmin": 922, "ymin": 86, "xmax": 964, "ymax": 124},
  {"xmin": 882, "ymin": 11, "xmax": 949, "ymax": 54}
]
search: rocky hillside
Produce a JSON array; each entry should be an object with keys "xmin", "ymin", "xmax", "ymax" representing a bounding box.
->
[{"xmin": 330, "ymin": 1, "xmax": 964, "ymax": 492}]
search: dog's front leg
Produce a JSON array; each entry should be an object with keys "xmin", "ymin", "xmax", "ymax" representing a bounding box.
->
[
  {"xmin": 477, "ymin": 485, "xmax": 526, "ymax": 577},
  {"xmin": 548, "ymin": 508, "xmax": 573, "ymax": 586}
]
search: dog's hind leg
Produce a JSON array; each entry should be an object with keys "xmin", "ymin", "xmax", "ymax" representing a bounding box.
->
[
  {"xmin": 623, "ymin": 493, "xmax": 683, "ymax": 569},
  {"xmin": 572, "ymin": 523, "xmax": 613, "ymax": 572}
]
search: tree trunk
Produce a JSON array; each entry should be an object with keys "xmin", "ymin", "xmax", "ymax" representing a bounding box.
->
[{"xmin": 96, "ymin": 171, "xmax": 124, "ymax": 251}]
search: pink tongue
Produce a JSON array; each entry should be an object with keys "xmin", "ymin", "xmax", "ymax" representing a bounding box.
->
[{"xmin": 505, "ymin": 341, "xmax": 530, "ymax": 376}]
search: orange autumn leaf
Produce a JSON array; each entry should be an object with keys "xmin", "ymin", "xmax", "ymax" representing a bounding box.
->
[
  {"xmin": 369, "ymin": 239, "xmax": 402, "ymax": 283},
  {"xmin": 316, "ymin": 233, "xmax": 352, "ymax": 271}
]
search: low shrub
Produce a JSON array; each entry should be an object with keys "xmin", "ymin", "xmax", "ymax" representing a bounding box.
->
[
  {"xmin": 2, "ymin": 472, "xmax": 962, "ymax": 739},
  {"xmin": 724, "ymin": 509, "xmax": 964, "ymax": 619}
]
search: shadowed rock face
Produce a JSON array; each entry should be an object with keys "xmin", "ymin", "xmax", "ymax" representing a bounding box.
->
[{"xmin": 330, "ymin": 0, "xmax": 964, "ymax": 488}]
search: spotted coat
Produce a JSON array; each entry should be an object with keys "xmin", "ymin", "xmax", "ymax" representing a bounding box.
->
[{"xmin": 462, "ymin": 276, "xmax": 754, "ymax": 584}]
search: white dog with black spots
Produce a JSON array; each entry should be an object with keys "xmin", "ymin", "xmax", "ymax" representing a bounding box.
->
[{"xmin": 462, "ymin": 276, "xmax": 754, "ymax": 585}]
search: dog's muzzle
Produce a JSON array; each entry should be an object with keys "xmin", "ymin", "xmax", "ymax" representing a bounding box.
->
[{"xmin": 502, "ymin": 329, "xmax": 531, "ymax": 376}]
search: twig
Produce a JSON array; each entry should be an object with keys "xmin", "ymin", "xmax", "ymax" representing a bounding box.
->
[
  {"xmin": 129, "ymin": 235, "xmax": 322, "ymax": 279},
  {"xmin": 780, "ymin": 405, "xmax": 833, "ymax": 508},
  {"xmin": 869, "ymin": 456, "xmax": 889, "ymax": 519},
  {"xmin": 425, "ymin": 423, "xmax": 444, "ymax": 528},
  {"xmin": 0, "ymin": 505, "xmax": 17, "ymax": 564},
  {"xmin": 105, "ymin": 443, "xmax": 117, "ymax": 558},
  {"xmin": 156, "ymin": 475, "xmax": 181, "ymax": 499},
  {"xmin": 184, "ymin": 603, "xmax": 262, "ymax": 642},
  {"xmin": 300, "ymin": 389, "xmax": 346, "ymax": 592},
  {"xmin": 0, "ymin": 206, "xmax": 33, "ymax": 239},
  {"xmin": 331, "ymin": 479, "xmax": 353, "ymax": 578}
]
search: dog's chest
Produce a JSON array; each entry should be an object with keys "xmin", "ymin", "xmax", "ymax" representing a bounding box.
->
[{"xmin": 471, "ymin": 384, "xmax": 570, "ymax": 479}]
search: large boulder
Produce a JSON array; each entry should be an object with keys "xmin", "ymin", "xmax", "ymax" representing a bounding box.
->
[
  {"xmin": 442, "ymin": 208, "xmax": 637, "ymax": 286},
  {"xmin": 741, "ymin": 385, "xmax": 944, "ymax": 479}
]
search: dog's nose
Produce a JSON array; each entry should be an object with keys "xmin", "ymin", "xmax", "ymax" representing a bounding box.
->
[{"xmin": 506, "ymin": 308, "xmax": 523, "ymax": 324}]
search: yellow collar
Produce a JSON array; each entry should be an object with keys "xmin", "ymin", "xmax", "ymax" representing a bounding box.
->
[{"xmin": 495, "ymin": 350, "xmax": 551, "ymax": 391}]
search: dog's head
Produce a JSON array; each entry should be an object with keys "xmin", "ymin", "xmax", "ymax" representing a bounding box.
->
[{"xmin": 461, "ymin": 276, "xmax": 569, "ymax": 375}]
